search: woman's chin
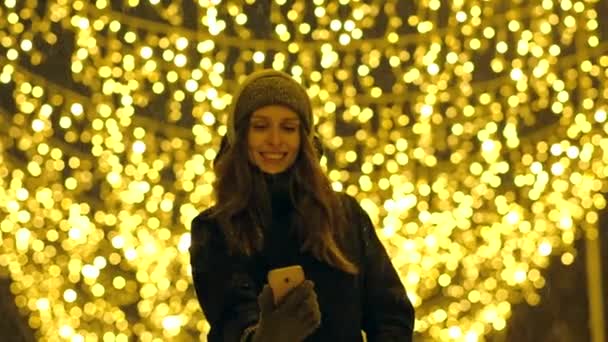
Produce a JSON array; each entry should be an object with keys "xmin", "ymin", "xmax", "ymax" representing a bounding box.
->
[
  {"xmin": 254, "ymin": 156, "xmax": 294, "ymax": 174},
  {"xmin": 258, "ymin": 165, "xmax": 287, "ymax": 174}
]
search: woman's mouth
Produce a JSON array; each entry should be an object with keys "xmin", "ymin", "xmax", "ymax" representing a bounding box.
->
[{"xmin": 260, "ymin": 152, "xmax": 286, "ymax": 161}]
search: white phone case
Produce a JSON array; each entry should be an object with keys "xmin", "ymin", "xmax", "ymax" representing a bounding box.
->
[{"xmin": 267, "ymin": 265, "xmax": 305, "ymax": 304}]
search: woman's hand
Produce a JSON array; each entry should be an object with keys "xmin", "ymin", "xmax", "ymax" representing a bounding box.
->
[{"xmin": 252, "ymin": 280, "xmax": 321, "ymax": 342}]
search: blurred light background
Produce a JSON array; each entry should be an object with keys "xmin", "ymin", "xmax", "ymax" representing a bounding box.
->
[{"xmin": 0, "ymin": 0, "xmax": 607, "ymax": 341}]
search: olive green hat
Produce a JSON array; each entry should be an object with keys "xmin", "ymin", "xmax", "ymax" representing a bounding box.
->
[{"xmin": 225, "ymin": 69, "xmax": 313, "ymax": 145}]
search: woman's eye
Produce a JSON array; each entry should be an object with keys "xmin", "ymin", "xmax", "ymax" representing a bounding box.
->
[{"xmin": 251, "ymin": 124, "xmax": 296, "ymax": 132}]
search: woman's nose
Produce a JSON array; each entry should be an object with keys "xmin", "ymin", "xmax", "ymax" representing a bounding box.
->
[{"xmin": 267, "ymin": 128, "xmax": 281, "ymax": 145}]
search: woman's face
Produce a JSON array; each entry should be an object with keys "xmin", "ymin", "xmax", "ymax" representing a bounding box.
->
[{"xmin": 247, "ymin": 105, "xmax": 301, "ymax": 174}]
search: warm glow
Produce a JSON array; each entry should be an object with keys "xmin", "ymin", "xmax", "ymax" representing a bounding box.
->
[{"xmin": 0, "ymin": 1, "xmax": 605, "ymax": 341}]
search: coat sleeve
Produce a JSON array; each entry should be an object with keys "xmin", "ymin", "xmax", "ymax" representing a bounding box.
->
[
  {"xmin": 351, "ymin": 198, "xmax": 415, "ymax": 341},
  {"xmin": 189, "ymin": 212, "xmax": 260, "ymax": 342}
]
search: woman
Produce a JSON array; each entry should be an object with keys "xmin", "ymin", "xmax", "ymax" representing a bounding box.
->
[{"xmin": 189, "ymin": 69, "xmax": 415, "ymax": 341}]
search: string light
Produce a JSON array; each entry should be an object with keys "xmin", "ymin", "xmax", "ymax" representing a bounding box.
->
[{"xmin": 0, "ymin": 0, "xmax": 607, "ymax": 341}]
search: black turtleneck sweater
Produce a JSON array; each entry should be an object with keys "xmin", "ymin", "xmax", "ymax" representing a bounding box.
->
[
  {"xmin": 190, "ymin": 172, "xmax": 415, "ymax": 341},
  {"xmin": 259, "ymin": 171, "xmax": 301, "ymax": 270}
]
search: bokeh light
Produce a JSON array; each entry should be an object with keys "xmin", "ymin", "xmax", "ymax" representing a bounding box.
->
[{"xmin": 0, "ymin": 0, "xmax": 606, "ymax": 341}]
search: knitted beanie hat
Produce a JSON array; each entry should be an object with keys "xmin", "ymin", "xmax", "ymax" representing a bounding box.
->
[{"xmin": 226, "ymin": 69, "xmax": 313, "ymax": 145}]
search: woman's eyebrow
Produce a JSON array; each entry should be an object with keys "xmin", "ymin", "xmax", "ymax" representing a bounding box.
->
[{"xmin": 250, "ymin": 116, "xmax": 300, "ymax": 122}]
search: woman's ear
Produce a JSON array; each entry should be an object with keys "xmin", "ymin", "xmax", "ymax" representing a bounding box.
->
[{"xmin": 312, "ymin": 134, "xmax": 324, "ymax": 161}]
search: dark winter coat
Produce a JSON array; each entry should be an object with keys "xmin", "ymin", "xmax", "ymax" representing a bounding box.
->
[{"xmin": 189, "ymin": 175, "xmax": 415, "ymax": 341}]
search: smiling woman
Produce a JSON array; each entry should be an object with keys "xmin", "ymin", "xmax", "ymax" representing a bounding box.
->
[
  {"xmin": 188, "ymin": 69, "xmax": 414, "ymax": 341},
  {"xmin": 248, "ymin": 105, "xmax": 301, "ymax": 174}
]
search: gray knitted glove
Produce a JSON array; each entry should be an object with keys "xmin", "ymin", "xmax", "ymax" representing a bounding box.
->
[{"xmin": 251, "ymin": 280, "xmax": 321, "ymax": 342}]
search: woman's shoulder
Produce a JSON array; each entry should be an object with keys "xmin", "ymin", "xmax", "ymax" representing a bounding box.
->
[
  {"xmin": 334, "ymin": 191, "xmax": 364, "ymax": 216},
  {"xmin": 334, "ymin": 191, "xmax": 376, "ymax": 236},
  {"xmin": 189, "ymin": 207, "xmax": 229, "ymax": 270},
  {"xmin": 192, "ymin": 206, "xmax": 215, "ymax": 224},
  {"xmin": 191, "ymin": 206, "xmax": 217, "ymax": 226},
  {"xmin": 190, "ymin": 206, "xmax": 221, "ymax": 244},
  {"xmin": 334, "ymin": 190, "xmax": 354, "ymax": 204},
  {"xmin": 333, "ymin": 192, "xmax": 373, "ymax": 237}
]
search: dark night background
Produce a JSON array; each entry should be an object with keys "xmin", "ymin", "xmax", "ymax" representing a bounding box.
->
[{"xmin": 1, "ymin": 0, "xmax": 607, "ymax": 341}]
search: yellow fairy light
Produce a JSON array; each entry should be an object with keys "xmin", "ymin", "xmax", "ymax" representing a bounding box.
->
[{"xmin": 0, "ymin": 0, "xmax": 606, "ymax": 341}]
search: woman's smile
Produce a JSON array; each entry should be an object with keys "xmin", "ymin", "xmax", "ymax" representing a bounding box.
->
[{"xmin": 260, "ymin": 152, "xmax": 287, "ymax": 161}]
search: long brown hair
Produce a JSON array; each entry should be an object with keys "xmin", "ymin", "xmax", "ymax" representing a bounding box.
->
[{"xmin": 209, "ymin": 123, "xmax": 358, "ymax": 275}]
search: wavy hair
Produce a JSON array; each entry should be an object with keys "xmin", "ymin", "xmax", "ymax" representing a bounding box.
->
[{"xmin": 209, "ymin": 123, "xmax": 358, "ymax": 275}]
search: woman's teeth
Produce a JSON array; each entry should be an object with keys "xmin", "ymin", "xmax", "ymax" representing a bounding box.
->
[{"xmin": 261, "ymin": 153, "xmax": 285, "ymax": 160}]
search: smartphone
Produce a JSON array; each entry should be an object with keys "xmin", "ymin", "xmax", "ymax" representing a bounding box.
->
[{"xmin": 267, "ymin": 265, "xmax": 305, "ymax": 304}]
